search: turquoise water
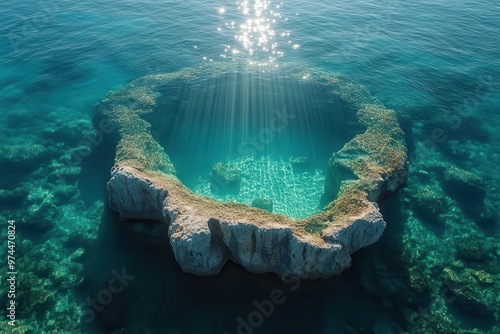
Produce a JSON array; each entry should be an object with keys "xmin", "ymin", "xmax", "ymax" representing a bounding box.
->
[
  {"xmin": 1, "ymin": 0, "xmax": 499, "ymax": 333},
  {"xmin": 155, "ymin": 71, "xmax": 360, "ymax": 218},
  {"xmin": 190, "ymin": 155, "xmax": 327, "ymax": 218}
]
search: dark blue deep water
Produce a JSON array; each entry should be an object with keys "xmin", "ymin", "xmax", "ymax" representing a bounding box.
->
[{"xmin": 0, "ymin": 0, "xmax": 499, "ymax": 333}]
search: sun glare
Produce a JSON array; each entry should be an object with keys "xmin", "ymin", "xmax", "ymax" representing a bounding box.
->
[{"xmin": 217, "ymin": 1, "xmax": 290, "ymax": 65}]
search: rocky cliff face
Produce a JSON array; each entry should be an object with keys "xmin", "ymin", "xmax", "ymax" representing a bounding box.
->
[
  {"xmin": 98, "ymin": 63, "xmax": 408, "ymax": 280},
  {"xmin": 108, "ymin": 166, "xmax": 388, "ymax": 279}
]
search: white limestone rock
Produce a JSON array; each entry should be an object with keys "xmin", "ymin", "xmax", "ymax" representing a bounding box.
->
[{"xmin": 108, "ymin": 166, "xmax": 387, "ymax": 279}]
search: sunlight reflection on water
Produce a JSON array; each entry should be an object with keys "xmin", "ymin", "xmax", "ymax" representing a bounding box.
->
[{"xmin": 217, "ymin": 0, "xmax": 296, "ymax": 65}]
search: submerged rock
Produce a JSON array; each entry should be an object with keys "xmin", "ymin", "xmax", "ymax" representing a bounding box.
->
[
  {"xmin": 455, "ymin": 238, "xmax": 491, "ymax": 263},
  {"xmin": 408, "ymin": 266, "xmax": 429, "ymax": 295},
  {"xmin": 0, "ymin": 142, "xmax": 52, "ymax": 173},
  {"xmin": 98, "ymin": 63, "xmax": 408, "ymax": 279},
  {"xmin": 441, "ymin": 267, "xmax": 495, "ymax": 319},
  {"xmin": 472, "ymin": 270, "xmax": 494, "ymax": 286},
  {"xmin": 410, "ymin": 185, "xmax": 447, "ymax": 224},
  {"xmin": 443, "ymin": 166, "xmax": 485, "ymax": 198},
  {"xmin": 0, "ymin": 188, "xmax": 28, "ymax": 207},
  {"xmin": 251, "ymin": 198, "xmax": 273, "ymax": 212},
  {"xmin": 430, "ymin": 162, "xmax": 494, "ymax": 226},
  {"xmin": 210, "ymin": 162, "xmax": 242, "ymax": 193}
]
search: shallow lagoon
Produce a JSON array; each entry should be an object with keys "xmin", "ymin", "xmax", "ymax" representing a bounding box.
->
[{"xmin": 152, "ymin": 71, "xmax": 363, "ymax": 218}]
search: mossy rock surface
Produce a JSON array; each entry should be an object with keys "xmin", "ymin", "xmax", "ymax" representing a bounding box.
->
[
  {"xmin": 210, "ymin": 162, "xmax": 242, "ymax": 192},
  {"xmin": 408, "ymin": 266, "xmax": 429, "ymax": 295},
  {"xmin": 455, "ymin": 238, "xmax": 491, "ymax": 263},
  {"xmin": 443, "ymin": 166, "xmax": 485, "ymax": 198},
  {"xmin": 441, "ymin": 267, "xmax": 494, "ymax": 319},
  {"xmin": 251, "ymin": 198, "xmax": 273, "ymax": 212},
  {"xmin": 411, "ymin": 186, "xmax": 447, "ymax": 220}
]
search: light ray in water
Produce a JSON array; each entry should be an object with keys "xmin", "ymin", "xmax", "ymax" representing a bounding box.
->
[{"xmin": 162, "ymin": 68, "xmax": 358, "ymax": 216}]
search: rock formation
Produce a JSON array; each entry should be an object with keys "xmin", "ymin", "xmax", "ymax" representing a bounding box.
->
[
  {"xmin": 210, "ymin": 162, "xmax": 242, "ymax": 193},
  {"xmin": 95, "ymin": 62, "xmax": 408, "ymax": 279},
  {"xmin": 251, "ymin": 198, "xmax": 273, "ymax": 212}
]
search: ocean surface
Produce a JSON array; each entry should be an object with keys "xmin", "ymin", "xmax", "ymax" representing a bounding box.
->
[{"xmin": 0, "ymin": 0, "xmax": 499, "ymax": 333}]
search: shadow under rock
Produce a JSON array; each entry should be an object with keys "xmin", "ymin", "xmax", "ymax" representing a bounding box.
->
[
  {"xmin": 82, "ymin": 194, "xmax": 415, "ymax": 334},
  {"xmin": 414, "ymin": 213, "xmax": 446, "ymax": 238},
  {"xmin": 352, "ymin": 193, "xmax": 429, "ymax": 324},
  {"xmin": 443, "ymin": 178, "xmax": 499, "ymax": 236},
  {"xmin": 446, "ymin": 299, "xmax": 496, "ymax": 331}
]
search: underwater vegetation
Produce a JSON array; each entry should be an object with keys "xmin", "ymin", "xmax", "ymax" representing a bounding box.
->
[
  {"xmin": 0, "ymin": 109, "xmax": 106, "ymax": 333},
  {"xmin": 395, "ymin": 144, "xmax": 500, "ymax": 334}
]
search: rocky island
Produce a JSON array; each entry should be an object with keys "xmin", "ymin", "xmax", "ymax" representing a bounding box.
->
[{"xmin": 94, "ymin": 63, "xmax": 408, "ymax": 279}]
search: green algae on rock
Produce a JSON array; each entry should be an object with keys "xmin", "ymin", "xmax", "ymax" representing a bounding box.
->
[
  {"xmin": 251, "ymin": 198, "xmax": 273, "ymax": 212},
  {"xmin": 95, "ymin": 62, "xmax": 408, "ymax": 279},
  {"xmin": 210, "ymin": 162, "xmax": 242, "ymax": 193}
]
